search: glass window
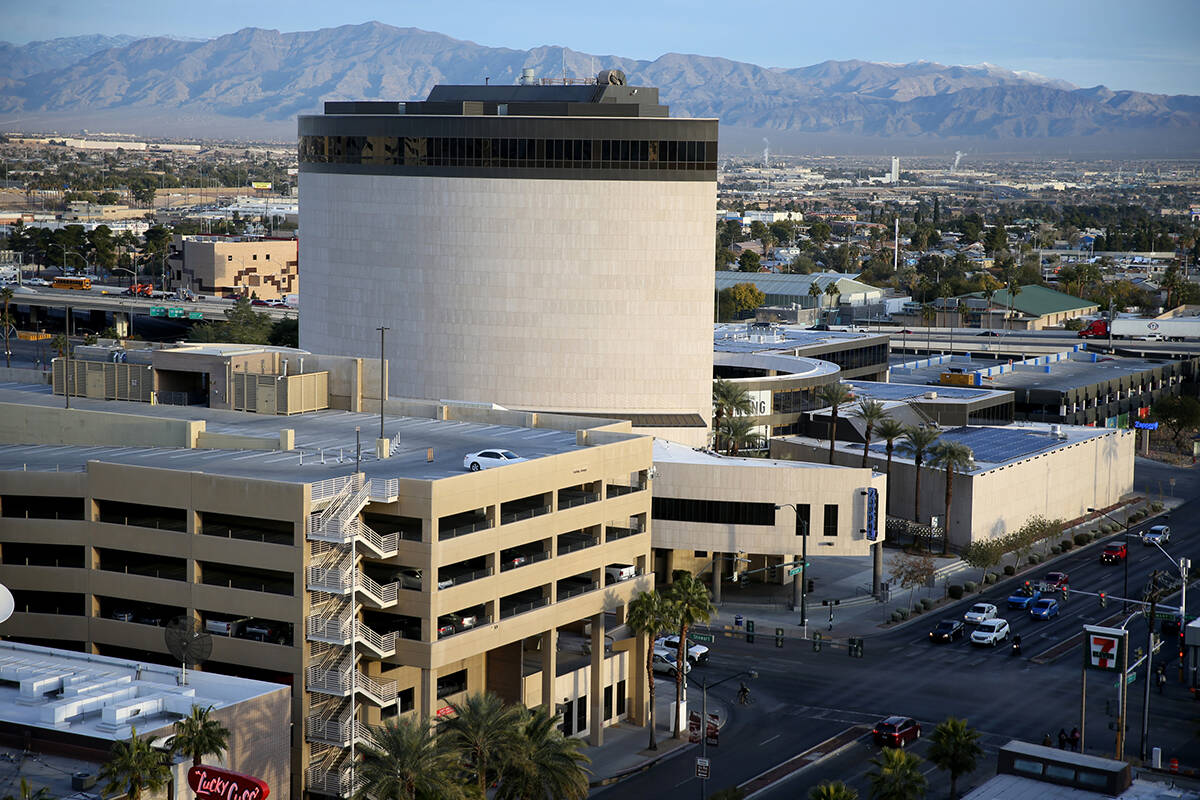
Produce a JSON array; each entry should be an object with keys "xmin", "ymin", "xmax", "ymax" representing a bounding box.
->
[{"xmin": 823, "ymin": 504, "xmax": 839, "ymax": 537}]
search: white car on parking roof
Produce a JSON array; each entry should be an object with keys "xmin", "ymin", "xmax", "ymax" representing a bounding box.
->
[
  {"xmin": 963, "ymin": 602, "xmax": 998, "ymax": 625},
  {"xmin": 463, "ymin": 450, "xmax": 527, "ymax": 471}
]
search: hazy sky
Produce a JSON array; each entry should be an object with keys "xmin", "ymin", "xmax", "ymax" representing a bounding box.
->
[{"xmin": 12, "ymin": 0, "xmax": 1199, "ymax": 95}]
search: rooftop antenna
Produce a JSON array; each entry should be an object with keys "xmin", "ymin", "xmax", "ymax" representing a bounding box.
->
[{"xmin": 165, "ymin": 616, "xmax": 212, "ymax": 686}]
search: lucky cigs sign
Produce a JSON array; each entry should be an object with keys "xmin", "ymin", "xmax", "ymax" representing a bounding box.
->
[{"xmin": 187, "ymin": 765, "xmax": 270, "ymax": 800}]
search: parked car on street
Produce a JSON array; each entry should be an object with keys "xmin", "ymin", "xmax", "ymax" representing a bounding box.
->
[
  {"xmin": 970, "ymin": 618, "xmax": 1010, "ymax": 646},
  {"xmin": 651, "ymin": 647, "xmax": 691, "ymax": 677},
  {"xmin": 463, "ymin": 449, "xmax": 527, "ymax": 471},
  {"xmin": 872, "ymin": 716, "xmax": 921, "ymax": 748},
  {"xmin": 929, "ymin": 619, "xmax": 965, "ymax": 643},
  {"xmin": 1030, "ymin": 598, "xmax": 1060, "ymax": 620},
  {"xmin": 964, "ymin": 603, "xmax": 998, "ymax": 625},
  {"xmin": 1101, "ymin": 543, "xmax": 1127, "ymax": 564}
]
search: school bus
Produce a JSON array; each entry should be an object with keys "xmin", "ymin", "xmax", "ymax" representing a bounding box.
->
[{"xmin": 52, "ymin": 276, "xmax": 92, "ymax": 290}]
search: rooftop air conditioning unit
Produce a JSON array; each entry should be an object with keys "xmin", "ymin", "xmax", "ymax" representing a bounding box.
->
[
  {"xmin": 1051, "ymin": 424, "xmax": 1066, "ymax": 439},
  {"xmin": 923, "ymin": 391, "xmax": 938, "ymax": 400}
]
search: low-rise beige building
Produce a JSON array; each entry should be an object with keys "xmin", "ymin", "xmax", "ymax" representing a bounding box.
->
[
  {"xmin": 0, "ymin": 382, "xmax": 653, "ymax": 798},
  {"xmin": 169, "ymin": 235, "xmax": 298, "ymax": 300}
]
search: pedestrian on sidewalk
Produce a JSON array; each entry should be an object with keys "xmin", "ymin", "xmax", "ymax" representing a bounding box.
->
[
  {"xmin": 1058, "ymin": 728, "xmax": 1068, "ymax": 750},
  {"xmin": 1070, "ymin": 727, "xmax": 1080, "ymax": 752},
  {"xmin": 1042, "ymin": 733, "xmax": 1053, "ymax": 747},
  {"xmin": 1157, "ymin": 666, "xmax": 1167, "ymax": 694}
]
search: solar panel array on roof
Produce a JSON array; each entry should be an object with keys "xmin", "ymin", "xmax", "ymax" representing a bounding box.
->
[
  {"xmin": 873, "ymin": 426, "xmax": 1061, "ymax": 465},
  {"xmin": 848, "ymin": 382, "xmax": 990, "ymax": 401}
]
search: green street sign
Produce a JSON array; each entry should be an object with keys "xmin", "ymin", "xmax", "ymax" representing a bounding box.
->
[
  {"xmin": 188, "ymin": 311, "xmax": 204, "ymax": 320},
  {"xmin": 167, "ymin": 307, "xmax": 185, "ymax": 318},
  {"xmin": 1114, "ymin": 672, "xmax": 1137, "ymax": 688},
  {"xmin": 787, "ymin": 566, "xmax": 803, "ymax": 576},
  {"xmin": 690, "ymin": 633, "xmax": 715, "ymax": 644},
  {"xmin": 149, "ymin": 306, "xmax": 167, "ymax": 317}
]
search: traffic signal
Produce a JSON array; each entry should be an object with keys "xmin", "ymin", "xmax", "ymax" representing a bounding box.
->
[
  {"xmin": 746, "ymin": 619, "xmax": 755, "ymax": 645},
  {"xmin": 848, "ymin": 636, "xmax": 864, "ymax": 658},
  {"xmin": 775, "ymin": 627, "xmax": 784, "ymax": 648},
  {"xmin": 807, "ymin": 579, "xmax": 815, "ymax": 593},
  {"xmin": 1099, "ymin": 592, "xmax": 1107, "ymax": 608},
  {"xmin": 769, "ymin": 565, "xmax": 779, "ymax": 581},
  {"xmin": 1061, "ymin": 586, "xmax": 1069, "ymax": 601},
  {"xmin": 813, "ymin": 632, "xmax": 822, "ymax": 652}
]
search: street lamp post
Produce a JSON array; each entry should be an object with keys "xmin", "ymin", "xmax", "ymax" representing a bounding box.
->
[
  {"xmin": 775, "ymin": 504, "xmax": 809, "ymax": 627},
  {"xmin": 1143, "ymin": 536, "xmax": 1189, "ymax": 682},
  {"xmin": 698, "ymin": 669, "xmax": 757, "ymax": 800},
  {"xmin": 376, "ymin": 326, "xmax": 389, "ymax": 441},
  {"xmin": 1089, "ymin": 507, "xmax": 1131, "ymax": 611}
]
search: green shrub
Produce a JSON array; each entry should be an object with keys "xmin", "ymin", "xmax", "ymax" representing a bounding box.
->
[
  {"xmin": 920, "ymin": 598, "xmax": 933, "ymax": 610},
  {"xmin": 1028, "ymin": 553, "xmax": 1042, "ymax": 565},
  {"xmin": 985, "ymin": 572, "xmax": 998, "ymax": 584},
  {"xmin": 891, "ymin": 610, "xmax": 903, "ymax": 622},
  {"xmin": 963, "ymin": 580, "xmax": 977, "ymax": 593},
  {"xmin": 1050, "ymin": 545, "xmax": 1061, "ymax": 555},
  {"xmin": 948, "ymin": 584, "xmax": 964, "ymax": 599},
  {"xmin": 1074, "ymin": 533, "xmax": 1090, "ymax": 546},
  {"xmin": 897, "ymin": 608, "xmax": 909, "ymax": 620},
  {"xmin": 1092, "ymin": 528, "xmax": 1102, "ymax": 537},
  {"xmin": 1060, "ymin": 540, "xmax": 1073, "ymax": 551},
  {"xmin": 910, "ymin": 605, "xmax": 922, "ymax": 615},
  {"xmin": 1151, "ymin": 501, "xmax": 1164, "ymax": 511},
  {"xmin": 1004, "ymin": 565, "xmax": 1015, "ymax": 576}
]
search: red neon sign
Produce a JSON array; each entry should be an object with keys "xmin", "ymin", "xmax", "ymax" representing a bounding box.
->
[{"xmin": 187, "ymin": 766, "xmax": 270, "ymax": 800}]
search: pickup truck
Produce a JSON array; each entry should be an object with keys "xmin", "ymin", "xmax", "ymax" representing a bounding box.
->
[
  {"xmin": 605, "ymin": 564, "xmax": 637, "ymax": 583},
  {"xmin": 1007, "ymin": 585, "xmax": 1042, "ymax": 610}
]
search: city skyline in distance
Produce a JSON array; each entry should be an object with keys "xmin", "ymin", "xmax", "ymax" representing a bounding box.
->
[{"xmin": 8, "ymin": 0, "xmax": 1198, "ymax": 97}]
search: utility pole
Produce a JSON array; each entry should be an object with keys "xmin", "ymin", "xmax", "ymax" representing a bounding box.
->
[{"xmin": 1140, "ymin": 578, "xmax": 1157, "ymax": 762}]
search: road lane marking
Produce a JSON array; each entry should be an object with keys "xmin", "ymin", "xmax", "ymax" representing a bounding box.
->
[{"xmin": 760, "ymin": 734, "xmax": 781, "ymax": 746}]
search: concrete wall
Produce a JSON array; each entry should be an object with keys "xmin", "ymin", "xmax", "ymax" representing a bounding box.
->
[
  {"xmin": 0, "ymin": 403, "xmax": 203, "ymax": 448},
  {"xmin": 176, "ymin": 237, "xmax": 298, "ymax": 300},
  {"xmin": 771, "ymin": 429, "xmax": 1134, "ymax": 549},
  {"xmin": 299, "ymin": 173, "xmax": 715, "ymax": 423}
]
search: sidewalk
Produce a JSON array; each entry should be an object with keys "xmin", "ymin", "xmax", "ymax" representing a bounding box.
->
[{"xmin": 584, "ymin": 681, "xmax": 730, "ymax": 790}]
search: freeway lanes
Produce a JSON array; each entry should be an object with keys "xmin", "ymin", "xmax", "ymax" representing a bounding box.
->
[{"xmin": 5, "ymin": 285, "xmax": 294, "ymax": 324}]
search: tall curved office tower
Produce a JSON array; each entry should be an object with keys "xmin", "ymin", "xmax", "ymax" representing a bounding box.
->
[{"xmin": 298, "ymin": 71, "xmax": 718, "ymax": 443}]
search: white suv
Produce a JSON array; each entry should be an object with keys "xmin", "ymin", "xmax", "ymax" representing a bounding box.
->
[
  {"xmin": 655, "ymin": 635, "xmax": 710, "ymax": 665},
  {"xmin": 1142, "ymin": 525, "xmax": 1170, "ymax": 546},
  {"xmin": 651, "ymin": 647, "xmax": 691, "ymax": 677},
  {"xmin": 970, "ymin": 618, "xmax": 1010, "ymax": 647}
]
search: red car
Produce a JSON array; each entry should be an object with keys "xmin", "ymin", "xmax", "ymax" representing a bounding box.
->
[
  {"xmin": 873, "ymin": 716, "xmax": 921, "ymax": 748},
  {"xmin": 1044, "ymin": 572, "xmax": 1069, "ymax": 589},
  {"xmin": 1101, "ymin": 543, "xmax": 1127, "ymax": 564}
]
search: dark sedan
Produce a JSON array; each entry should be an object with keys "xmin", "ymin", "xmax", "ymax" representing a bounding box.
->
[{"xmin": 929, "ymin": 619, "xmax": 965, "ymax": 643}]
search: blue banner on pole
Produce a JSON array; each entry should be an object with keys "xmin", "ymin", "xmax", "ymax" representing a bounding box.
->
[
  {"xmin": 1134, "ymin": 421, "xmax": 1158, "ymax": 430},
  {"xmin": 865, "ymin": 487, "xmax": 879, "ymax": 541}
]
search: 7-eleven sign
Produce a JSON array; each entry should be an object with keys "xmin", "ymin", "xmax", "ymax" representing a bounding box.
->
[{"xmin": 1084, "ymin": 625, "xmax": 1127, "ymax": 673}]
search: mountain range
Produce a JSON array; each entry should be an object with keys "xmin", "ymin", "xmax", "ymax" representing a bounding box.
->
[{"xmin": 1, "ymin": 22, "xmax": 1197, "ymax": 153}]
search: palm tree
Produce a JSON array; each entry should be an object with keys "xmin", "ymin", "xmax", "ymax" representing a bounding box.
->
[
  {"xmin": 867, "ymin": 747, "xmax": 927, "ymax": 800},
  {"xmin": 712, "ymin": 379, "xmax": 754, "ymax": 452},
  {"xmin": 626, "ymin": 590, "xmax": 672, "ymax": 750},
  {"xmin": 666, "ymin": 572, "xmax": 714, "ymax": 739},
  {"xmin": 930, "ymin": 441, "xmax": 974, "ymax": 551},
  {"xmin": 721, "ymin": 415, "xmax": 762, "ymax": 455},
  {"xmin": 927, "ymin": 717, "xmax": 982, "ymax": 800},
  {"xmin": 900, "ymin": 426, "xmax": 941, "ymax": 530},
  {"xmin": 1, "ymin": 286, "xmax": 13, "ymax": 369},
  {"xmin": 853, "ymin": 399, "xmax": 888, "ymax": 468},
  {"xmin": 816, "ymin": 382, "xmax": 854, "ymax": 464},
  {"xmin": 172, "ymin": 704, "xmax": 230, "ymax": 767},
  {"xmin": 356, "ymin": 716, "xmax": 465, "ymax": 800},
  {"xmin": 99, "ymin": 727, "xmax": 171, "ymax": 800},
  {"xmin": 809, "ymin": 781, "xmax": 859, "ymax": 800},
  {"xmin": 3, "ymin": 778, "xmax": 52, "ymax": 800},
  {"xmin": 824, "ymin": 281, "xmax": 841, "ymax": 316},
  {"xmin": 807, "ymin": 282, "xmax": 822, "ymax": 312},
  {"xmin": 496, "ymin": 705, "xmax": 590, "ymax": 800},
  {"xmin": 442, "ymin": 692, "xmax": 522, "ymax": 796},
  {"xmin": 876, "ymin": 417, "xmax": 905, "ymax": 516},
  {"xmin": 919, "ymin": 303, "xmax": 936, "ymax": 350}
]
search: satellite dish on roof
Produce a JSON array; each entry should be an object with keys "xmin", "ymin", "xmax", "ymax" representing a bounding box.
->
[
  {"xmin": 165, "ymin": 617, "xmax": 212, "ymax": 685},
  {"xmin": 0, "ymin": 584, "xmax": 13, "ymax": 625}
]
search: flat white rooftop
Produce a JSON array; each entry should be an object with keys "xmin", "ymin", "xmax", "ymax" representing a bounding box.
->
[{"xmin": 0, "ymin": 641, "xmax": 285, "ymax": 742}]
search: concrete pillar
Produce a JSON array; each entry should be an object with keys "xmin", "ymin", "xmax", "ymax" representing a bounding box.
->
[
  {"xmin": 711, "ymin": 551, "xmax": 722, "ymax": 604},
  {"xmin": 113, "ymin": 312, "xmax": 130, "ymax": 338},
  {"xmin": 630, "ymin": 635, "xmax": 648, "ymax": 726},
  {"xmin": 419, "ymin": 667, "xmax": 438, "ymax": 719},
  {"xmin": 872, "ymin": 542, "xmax": 883, "ymax": 597},
  {"xmin": 589, "ymin": 612, "xmax": 604, "ymax": 746},
  {"xmin": 541, "ymin": 628, "xmax": 556, "ymax": 711}
]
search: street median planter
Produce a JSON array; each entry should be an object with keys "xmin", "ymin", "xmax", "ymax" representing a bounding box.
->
[{"xmin": 948, "ymin": 584, "xmax": 964, "ymax": 599}]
